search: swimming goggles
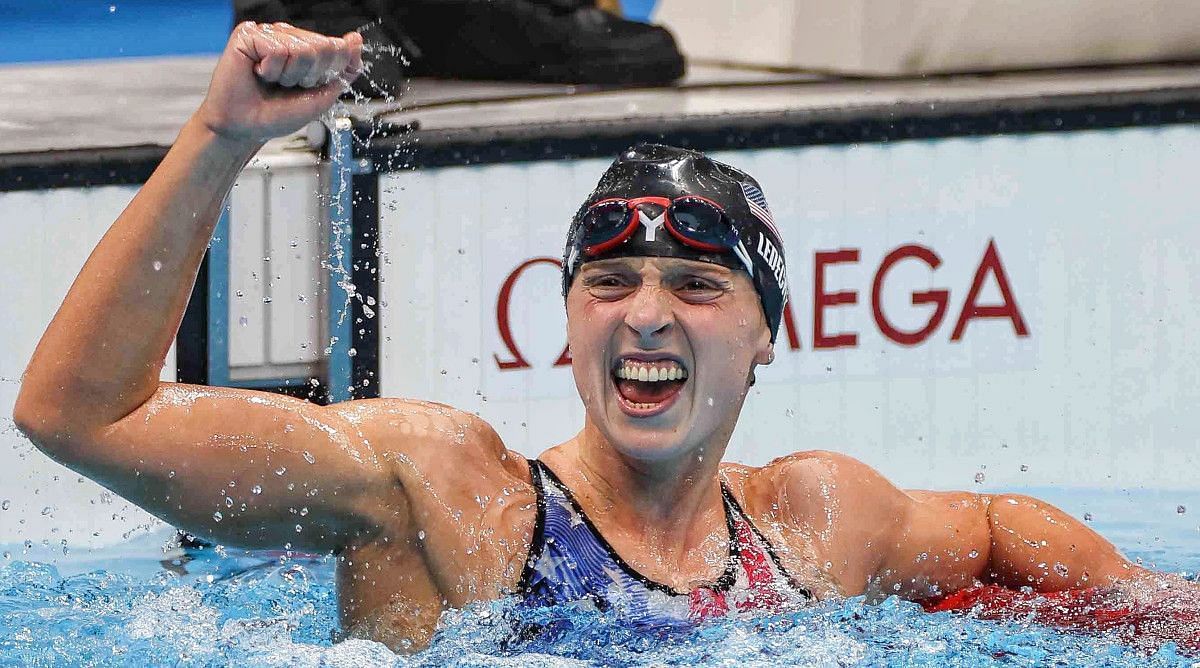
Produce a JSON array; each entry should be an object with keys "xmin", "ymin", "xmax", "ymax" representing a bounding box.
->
[{"xmin": 579, "ymin": 196, "xmax": 751, "ymax": 273}]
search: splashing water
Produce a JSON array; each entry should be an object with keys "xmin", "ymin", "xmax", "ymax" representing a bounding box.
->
[
  {"xmin": 0, "ymin": 548, "xmax": 1194, "ymax": 667},
  {"xmin": 2, "ymin": 486, "xmax": 1197, "ymax": 668}
]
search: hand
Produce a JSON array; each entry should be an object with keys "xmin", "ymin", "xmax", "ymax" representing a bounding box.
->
[{"xmin": 196, "ymin": 22, "xmax": 363, "ymax": 144}]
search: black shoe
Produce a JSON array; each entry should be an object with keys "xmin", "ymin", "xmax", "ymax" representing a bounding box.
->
[
  {"xmin": 393, "ymin": 0, "xmax": 685, "ymax": 85},
  {"xmin": 233, "ymin": 0, "xmax": 412, "ymax": 99}
]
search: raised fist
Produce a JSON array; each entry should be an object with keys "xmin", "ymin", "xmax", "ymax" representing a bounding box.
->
[{"xmin": 196, "ymin": 22, "xmax": 364, "ymax": 143}]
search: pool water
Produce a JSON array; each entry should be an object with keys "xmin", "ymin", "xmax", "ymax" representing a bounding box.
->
[{"xmin": 2, "ymin": 487, "xmax": 1197, "ymax": 667}]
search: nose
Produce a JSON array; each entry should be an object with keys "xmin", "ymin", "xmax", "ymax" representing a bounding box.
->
[{"xmin": 624, "ymin": 283, "xmax": 673, "ymax": 345}]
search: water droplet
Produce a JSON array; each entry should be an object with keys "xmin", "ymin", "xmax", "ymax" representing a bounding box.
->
[
  {"xmin": 1019, "ymin": 464, "xmax": 1029, "ymax": 472},
  {"xmin": 235, "ymin": 289, "xmax": 244, "ymax": 297},
  {"xmin": 109, "ymin": 5, "xmax": 116, "ymax": 13},
  {"xmin": 1083, "ymin": 512, "xmax": 1094, "ymax": 522},
  {"xmin": 1053, "ymin": 562, "xmax": 1070, "ymax": 577},
  {"xmin": 295, "ymin": 524, "xmax": 303, "ymax": 532},
  {"xmin": 40, "ymin": 506, "xmax": 52, "ymax": 516},
  {"xmin": 225, "ymin": 497, "xmax": 234, "ymax": 507},
  {"xmin": 239, "ymin": 316, "xmax": 249, "ymax": 327},
  {"xmin": 152, "ymin": 260, "xmax": 163, "ymax": 271},
  {"xmin": 275, "ymin": 467, "xmax": 287, "ymax": 476},
  {"xmin": 262, "ymin": 296, "xmax": 273, "ymax": 304},
  {"xmin": 1178, "ymin": 505, "xmax": 1187, "ymax": 515},
  {"xmin": 168, "ymin": 470, "xmax": 176, "ymax": 478},
  {"xmin": 968, "ymin": 550, "xmax": 979, "ymax": 559},
  {"xmin": 251, "ymin": 485, "xmax": 262, "ymax": 495},
  {"xmin": 1, "ymin": 500, "xmax": 9, "ymax": 511},
  {"xmin": 213, "ymin": 511, "xmax": 223, "ymax": 521},
  {"xmin": 299, "ymin": 507, "xmax": 309, "ymax": 516},
  {"xmin": 973, "ymin": 472, "xmax": 985, "ymax": 484},
  {"xmin": 302, "ymin": 451, "xmax": 316, "ymax": 464}
]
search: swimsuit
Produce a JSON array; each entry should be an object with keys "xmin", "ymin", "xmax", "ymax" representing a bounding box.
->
[{"xmin": 518, "ymin": 460, "xmax": 811, "ymax": 626}]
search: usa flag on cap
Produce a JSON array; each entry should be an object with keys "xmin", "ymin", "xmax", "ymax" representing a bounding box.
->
[{"xmin": 740, "ymin": 182, "xmax": 782, "ymax": 241}]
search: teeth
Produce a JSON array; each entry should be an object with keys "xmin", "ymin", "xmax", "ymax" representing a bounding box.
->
[{"xmin": 614, "ymin": 360, "xmax": 688, "ymax": 383}]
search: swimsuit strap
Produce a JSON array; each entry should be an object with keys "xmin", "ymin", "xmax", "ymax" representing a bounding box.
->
[{"xmin": 525, "ymin": 459, "xmax": 741, "ymax": 597}]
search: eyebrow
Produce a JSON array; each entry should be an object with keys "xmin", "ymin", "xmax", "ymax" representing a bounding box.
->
[{"xmin": 579, "ymin": 259, "xmax": 639, "ymax": 273}]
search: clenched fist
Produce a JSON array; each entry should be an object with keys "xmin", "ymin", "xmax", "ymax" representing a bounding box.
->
[{"xmin": 196, "ymin": 22, "xmax": 364, "ymax": 144}]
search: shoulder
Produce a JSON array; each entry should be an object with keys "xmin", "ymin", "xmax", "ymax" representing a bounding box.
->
[
  {"xmin": 330, "ymin": 398, "xmax": 529, "ymax": 482},
  {"xmin": 723, "ymin": 451, "xmax": 910, "ymax": 528}
]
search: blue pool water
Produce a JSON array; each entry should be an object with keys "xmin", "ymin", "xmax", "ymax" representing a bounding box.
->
[{"xmin": 2, "ymin": 487, "xmax": 1198, "ymax": 667}]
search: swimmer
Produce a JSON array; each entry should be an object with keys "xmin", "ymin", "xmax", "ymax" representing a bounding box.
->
[{"xmin": 13, "ymin": 24, "xmax": 1197, "ymax": 652}]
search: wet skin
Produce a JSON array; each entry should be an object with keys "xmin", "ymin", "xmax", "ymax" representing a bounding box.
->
[{"xmin": 13, "ymin": 23, "xmax": 1183, "ymax": 655}]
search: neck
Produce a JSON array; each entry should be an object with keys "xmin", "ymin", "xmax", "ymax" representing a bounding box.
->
[{"xmin": 550, "ymin": 420, "xmax": 732, "ymax": 529}]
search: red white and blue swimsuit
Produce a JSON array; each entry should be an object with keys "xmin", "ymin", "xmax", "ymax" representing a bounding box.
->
[{"xmin": 518, "ymin": 460, "xmax": 811, "ymax": 626}]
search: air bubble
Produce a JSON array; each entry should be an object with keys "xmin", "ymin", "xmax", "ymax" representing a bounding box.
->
[
  {"xmin": 275, "ymin": 467, "xmax": 288, "ymax": 476},
  {"xmin": 974, "ymin": 472, "xmax": 985, "ymax": 484},
  {"xmin": 295, "ymin": 524, "xmax": 303, "ymax": 532},
  {"xmin": 1, "ymin": 500, "xmax": 9, "ymax": 511},
  {"xmin": 152, "ymin": 260, "xmax": 162, "ymax": 271},
  {"xmin": 1178, "ymin": 505, "xmax": 1187, "ymax": 515},
  {"xmin": 1019, "ymin": 464, "xmax": 1029, "ymax": 472},
  {"xmin": 251, "ymin": 485, "xmax": 262, "ymax": 495},
  {"xmin": 968, "ymin": 550, "xmax": 979, "ymax": 559},
  {"xmin": 302, "ymin": 451, "xmax": 315, "ymax": 464},
  {"xmin": 213, "ymin": 511, "xmax": 223, "ymax": 522},
  {"xmin": 417, "ymin": 530, "xmax": 426, "ymax": 540},
  {"xmin": 1083, "ymin": 512, "xmax": 1094, "ymax": 522}
]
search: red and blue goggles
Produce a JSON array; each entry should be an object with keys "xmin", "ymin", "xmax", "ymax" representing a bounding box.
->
[{"xmin": 577, "ymin": 196, "xmax": 752, "ymax": 274}]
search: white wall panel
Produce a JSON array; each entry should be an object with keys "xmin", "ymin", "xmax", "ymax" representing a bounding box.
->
[
  {"xmin": 0, "ymin": 185, "xmax": 175, "ymax": 548},
  {"xmin": 265, "ymin": 168, "xmax": 323, "ymax": 365},
  {"xmin": 380, "ymin": 126, "xmax": 1200, "ymax": 492},
  {"xmin": 227, "ymin": 160, "xmax": 324, "ymax": 378},
  {"xmin": 229, "ymin": 170, "xmax": 268, "ymax": 367}
]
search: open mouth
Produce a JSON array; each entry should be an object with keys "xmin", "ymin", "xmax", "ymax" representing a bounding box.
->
[{"xmin": 611, "ymin": 356, "xmax": 689, "ymax": 417}]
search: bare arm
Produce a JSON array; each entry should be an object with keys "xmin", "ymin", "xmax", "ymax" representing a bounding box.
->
[
  {"xmin": 876, "ymin": 487, "xmax": 1151, "ymax": 597},
  {"xmin": 777, "ymin": 452, "xmax": 1153, "ymax": 599},
  {"xmin": 11, "ymin": 23, "xmax": 390, "ymax": 552}
]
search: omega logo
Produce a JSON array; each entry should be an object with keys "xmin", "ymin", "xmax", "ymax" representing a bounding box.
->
[{"xmin": 493, "ymin": 238, "xmax": 1028, "ymax": 371}]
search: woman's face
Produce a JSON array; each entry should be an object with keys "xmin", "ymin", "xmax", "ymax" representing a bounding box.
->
[{"xmin": 565, "ymin": 255, "xmax": 773, "ymax": 462}]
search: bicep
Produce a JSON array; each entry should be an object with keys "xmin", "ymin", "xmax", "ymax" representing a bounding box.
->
[
  {"xmin": 986, "ymin": 494, "xmax": 1135, "ymax": 590},
  {"xmin": 77, "ymin": 383, "xmax": 401, "ymax": 551}
]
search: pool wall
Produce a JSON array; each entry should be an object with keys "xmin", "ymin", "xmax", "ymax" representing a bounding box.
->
[{"xmin": 0, "ymin": 185, "xmax": 175, "ymax": 548}]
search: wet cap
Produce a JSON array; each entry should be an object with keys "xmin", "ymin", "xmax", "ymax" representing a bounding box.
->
[{"xmin": 562, "ymin": 143, "xmax": 790, "ymax": 342}]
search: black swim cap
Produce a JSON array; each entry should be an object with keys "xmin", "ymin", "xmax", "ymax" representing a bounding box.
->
[{"xmin": 562, "ymin": 143, "xmax": 789, "ymax": 342}]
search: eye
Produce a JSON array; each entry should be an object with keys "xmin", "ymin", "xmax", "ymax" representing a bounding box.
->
[
  {"xmin": 675, "ymin": 277, "xmax": 725, "ymax": 302},
  {"xmin": 583, "ymin": 273, "xmax": 637, "ymax": 299}
]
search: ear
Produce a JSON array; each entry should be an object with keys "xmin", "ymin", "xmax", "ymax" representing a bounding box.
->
[{"xmin": 753, "ymin": 336, "xmax": 774, "ymax": 367}]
